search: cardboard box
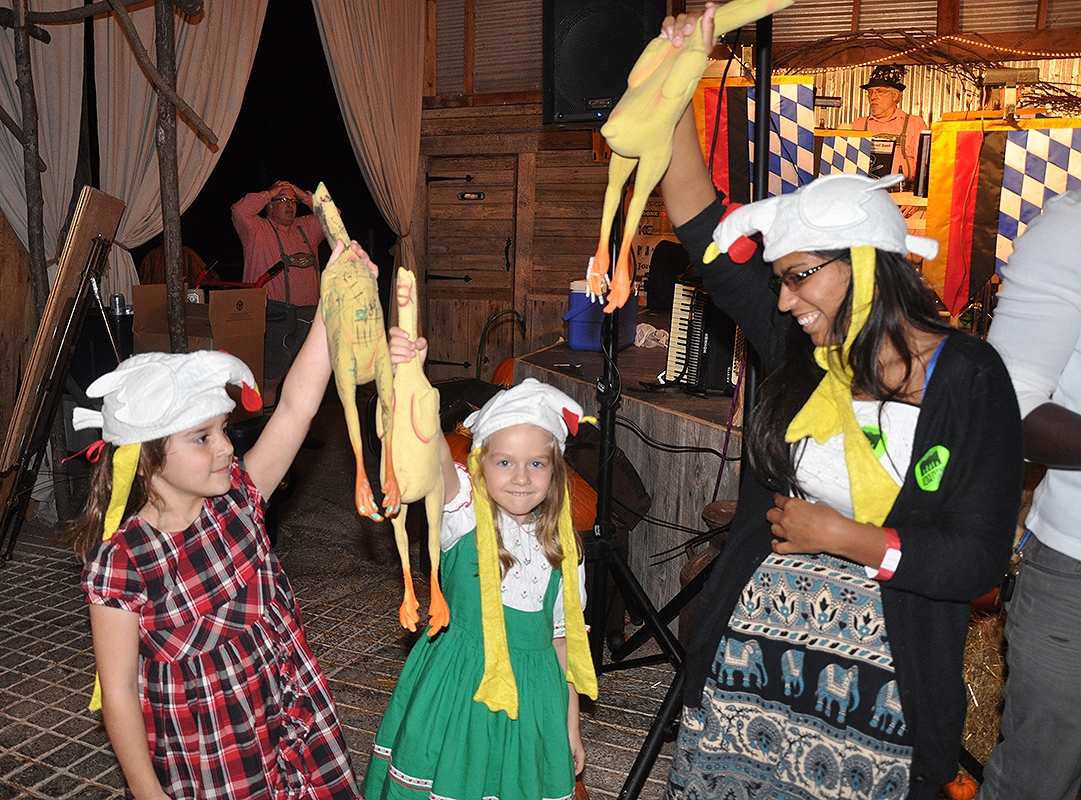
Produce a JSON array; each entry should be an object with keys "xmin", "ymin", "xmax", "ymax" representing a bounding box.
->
[{"xmin": 133, "ymin": 285, "xmax": 266, "ymax": 420}]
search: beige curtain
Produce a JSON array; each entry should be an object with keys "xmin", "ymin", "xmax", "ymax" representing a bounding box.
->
[
  {"xmin": 310, "ymin": 0, "xmax": 425, "ymax": 282},
  {"xmin": 95, "ymin": 0, "xmax": 269, "ymax": 299},
  {"xmin": 0, "ymin": 0, "xmax": 83, "ymax": 266}
]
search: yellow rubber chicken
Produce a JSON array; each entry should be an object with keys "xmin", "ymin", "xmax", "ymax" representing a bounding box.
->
[
  {"xmin": 378, "ymin": 267, "xmax": 450, "ymax": 635},
  {"xmin": 588, "ymin": 0, "xmax": 795, "ymax": 311},
  {"xmin": 313, "ymin": 183, "xmax": 401, "ymax": 522}
]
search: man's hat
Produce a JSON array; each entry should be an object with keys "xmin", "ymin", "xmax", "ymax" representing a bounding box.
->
[{"xmin": 861, "ymin": 64, "xmax": 906, "ymax": 91}]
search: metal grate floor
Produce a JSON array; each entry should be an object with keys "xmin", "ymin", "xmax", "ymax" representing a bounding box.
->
[{"xmin": 0, "ymin": 402, "xmax": 677, "ymax": 799}]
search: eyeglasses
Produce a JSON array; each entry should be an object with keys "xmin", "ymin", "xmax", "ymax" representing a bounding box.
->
[
  {"xmin": 866, "ymin": 88, "xmax": 895, "ymax": 97},
  {"xmin": 271, "ymin": 197, "xmax": 297, "ymax": 205},
  {"xmin": 768, "ymin": 255, "xmax": 845, "ymax": 295}
]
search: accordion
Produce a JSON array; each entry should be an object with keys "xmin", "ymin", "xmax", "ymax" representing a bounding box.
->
[{"xmin": 665, "ymin": 280, "xmax": 743, "ymax": 395}]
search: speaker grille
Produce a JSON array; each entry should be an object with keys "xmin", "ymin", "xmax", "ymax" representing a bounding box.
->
[{"xmin": 543, "ymin": 0, "xmax": 666, "ymax": 126}]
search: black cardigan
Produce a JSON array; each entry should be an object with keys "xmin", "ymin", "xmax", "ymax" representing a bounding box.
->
[{"xmin": 675, "ymin": 199, "xmax": 1024, "ymax": 797}]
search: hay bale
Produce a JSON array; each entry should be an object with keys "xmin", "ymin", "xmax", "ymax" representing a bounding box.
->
[{"xmin": 962, "ymin": 611, "xmax": 1007, "ymax": 765}]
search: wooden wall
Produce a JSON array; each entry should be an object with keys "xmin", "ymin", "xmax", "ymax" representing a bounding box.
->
[
  {"xmin": 415, "ymin": 102, "xmax": 610, "ymax": 383},
  {"xmin": 0, "ymin": 208, "xmax": 34, "ymax": 438}
]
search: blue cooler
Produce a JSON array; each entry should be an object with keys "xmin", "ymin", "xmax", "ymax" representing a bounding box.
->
[{"xmin": 563, "ymin": 280, "xmax": 638, "ymax": 352}]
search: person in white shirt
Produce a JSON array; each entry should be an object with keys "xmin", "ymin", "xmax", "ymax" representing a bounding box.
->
[{"xmin": 983, "ymin": 189, "xmax": 1081, "ymax": 800}]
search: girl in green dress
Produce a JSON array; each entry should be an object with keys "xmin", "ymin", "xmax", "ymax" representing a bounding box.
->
[{"xmin": 361, "ymin": 329, "xmax": 599, "ymax": 800}]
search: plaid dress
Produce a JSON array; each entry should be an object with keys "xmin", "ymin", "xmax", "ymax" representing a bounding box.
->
[{"xmin": 82, "ymin": 460, "xmax": 359, "ymax": 800}]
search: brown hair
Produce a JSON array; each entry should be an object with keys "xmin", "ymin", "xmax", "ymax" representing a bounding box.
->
[
  {"xmin": 477, "ymin": 433, "xmax": 583, "ymax": 576},
  {"xmin": 65, "ymin": 438, "xmax": 170, "ymax": 560}
]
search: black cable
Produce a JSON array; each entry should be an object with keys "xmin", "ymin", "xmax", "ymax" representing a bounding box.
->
[
  {"xmin": 616, "ymin": 415, "xmax": 738, "ymax": 461},
  {"xmin": 707, "ymin": 30, "xmax": 742, "ymax": 181}
]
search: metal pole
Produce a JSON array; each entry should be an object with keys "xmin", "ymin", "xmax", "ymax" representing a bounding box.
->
[{"xmin": 753, "ymin": 16, "xmax": 772, "ymax": 203}]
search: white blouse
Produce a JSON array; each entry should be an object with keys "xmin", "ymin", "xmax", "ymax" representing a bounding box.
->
[
  {"xmin": 795, "ymin": 399, "xmax": 921, "ymax": 516},
  {"xmin": 795, "ymin": 399, "xmax": 920, "ymax": 576},
  {"xmin": 442, "ymin": 463, "xmax": 587, "ymax": 637}
]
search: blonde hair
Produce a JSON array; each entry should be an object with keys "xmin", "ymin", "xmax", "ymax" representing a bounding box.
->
[
  {"xmin": 65, "ymin": 437, "xmax": 169, "ymax": 560},
  {"xmin": 474, "ymin": 433, "xmax": 582, "ymax": 576}
]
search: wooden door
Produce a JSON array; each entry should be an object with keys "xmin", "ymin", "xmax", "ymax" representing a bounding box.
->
[{"xmin": 425, "ymin": 154, "xmax": 518, "ymax": 383}]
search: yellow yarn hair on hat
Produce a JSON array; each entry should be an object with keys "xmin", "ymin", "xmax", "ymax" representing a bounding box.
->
[
  {"xmin": 557, "ymin": 484, "xmax": 598, "ymax": 702},
  {"xmin": 469, "ymin": 445, "xmax": 598, "ymax": 719},
  {"xmin": 785, "ymin": 246, "xmax": 901, "ymax": 525},
  {"xmin": 469, "ymin": 447, "xmax": 519, "ymax": 717},
  {"xmin": 88, "ymin": 441, "xmax": 141, "ymax": 713}
]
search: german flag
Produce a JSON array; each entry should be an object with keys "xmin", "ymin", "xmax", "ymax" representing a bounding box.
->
[
  {"xmin": 923, "ymin": 120, "xmax": 1007, "ymax": 316},
  {"xmin": 694, "ymin": 77, "xmax": 752, "ymax": 204}
]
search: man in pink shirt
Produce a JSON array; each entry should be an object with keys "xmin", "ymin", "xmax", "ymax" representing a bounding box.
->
[
  {"xmin": 851, "ymin": 65, "xmax": 928, "ymax": 186},
  {"xmin": 231, "ymin": 180, "xmax": 326, "ymax": 406}
]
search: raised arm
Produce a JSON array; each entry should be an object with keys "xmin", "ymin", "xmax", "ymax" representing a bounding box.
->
[
  {"xmin": 657, "ymin": 5, "xmax": 721, "ymax": 227},
  {"xmin": 387, "ymin": 326, "xmax": 461, "ymax": 502},
  {"xmin": 243, "ymin": 242, "xmax": 364, "ymax": 497}
]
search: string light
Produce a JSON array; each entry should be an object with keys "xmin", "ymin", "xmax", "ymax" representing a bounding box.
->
[{"xmin": 781, "ymin": 35, "xmax": 1081, "ymax": 72}]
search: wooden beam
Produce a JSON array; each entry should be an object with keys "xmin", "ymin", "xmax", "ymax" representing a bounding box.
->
[
  {"xmin": 23, "ymin": 0, "xmax": 201, "ymax": 24},
  {"xmin": 154, "ymin": 0, "xmax": 187, "ymax": 353},
  {"xmin": 12, "ymin": 0, "xmax": 47, "ymax": 321},
  {"xmin": 1036, "ymin": 0, "xmax": 1048, "ymax": 30},
  {"xmin": 0, "ymin": 8, "xmax": 48, "ymax": 42},
  {"xmin": 424, "ymin": 0, "xmax": 437, "ymax": 96},
  {"xmin": 0, "ymin": 103, "xmax": 47, "ymax": 173},
  {"xmin": 104, "ymin": 0, "xmax": 217, "ymax": 146},
  {"xmin": 937, "ymin": 0, "xmax": 960, "ymax": 36},
  {"xmin": 463, "ymin": 0, "xmax": 475, "ymax": 97}
]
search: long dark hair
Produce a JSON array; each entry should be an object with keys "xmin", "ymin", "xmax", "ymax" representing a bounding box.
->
[
  {"xmin": 66, "ymin": 438, "xmax": 170, "ymax": 560},
  {"xmin": 747, "ymin": 248, "xmax": 953, "ymax": 494}
]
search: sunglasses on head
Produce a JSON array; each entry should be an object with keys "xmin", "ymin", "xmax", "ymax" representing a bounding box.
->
[{"xmin": 768, "ymin": 255, "xmax": 846, "ymax": 295}]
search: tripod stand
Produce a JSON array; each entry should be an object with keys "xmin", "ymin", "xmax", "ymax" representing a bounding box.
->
[{"xmin": 584, "ymin": 16, "xmax": 778, "ymax": 799}]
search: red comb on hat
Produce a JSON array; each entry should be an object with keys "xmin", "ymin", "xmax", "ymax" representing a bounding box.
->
[
  {"xmin": 722, "ymin": 203, "xmax": 757, "ymax": 264},
  {"xmin": 241, "ymin": 382, "xmax": 262, "ymax": 412},
  {"xmin": 562, "ymin": 407, "xmax": 580, "ymax": 436}
]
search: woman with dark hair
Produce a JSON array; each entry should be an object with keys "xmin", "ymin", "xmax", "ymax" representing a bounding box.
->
[{"xmin": 654, "ymin": 6, "xmax": 1023, "ymax": 799}]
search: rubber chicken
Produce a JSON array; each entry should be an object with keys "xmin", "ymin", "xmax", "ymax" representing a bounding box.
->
[
  {"xmin": 378, "ymin": 267, "xmax": 450, "ymax": 635},
  {"xmin": 588, "ymin": 0, "xmax": 795, "ymax": 311},
  {"xmin": 312, "ymin": 183, "xmax": 401, "ymax": 522}
]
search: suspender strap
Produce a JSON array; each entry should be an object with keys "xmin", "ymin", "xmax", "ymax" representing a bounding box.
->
[
  {"xmin": 863, "ymin": 112, "xmax": 913, "ymax": 178},
  {"xmin": 268, "ymin": 221, "xmax": 314, "ymax": 306}
]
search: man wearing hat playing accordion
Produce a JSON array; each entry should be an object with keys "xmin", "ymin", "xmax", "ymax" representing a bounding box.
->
[{"xmin": 851, "ymin": 65, "xmax": 929, "ymax": 190}]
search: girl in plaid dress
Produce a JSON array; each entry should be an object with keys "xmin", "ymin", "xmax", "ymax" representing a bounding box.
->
[{"xmin": 69, "ymin": 241, "xmax": 366, "ymax": 800}]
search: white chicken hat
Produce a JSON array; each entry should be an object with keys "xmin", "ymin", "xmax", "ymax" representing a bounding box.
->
[
  {"xmin": 73, "ymin": 350, "xmax": 261, "ymax": 446},
  {"xmin": 712, "ymin": 173, "xmax": 940, "ymax": 263}
]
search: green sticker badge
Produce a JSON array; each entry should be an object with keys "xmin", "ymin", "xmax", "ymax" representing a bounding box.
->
[
  {"xmin": 862, "ymin": 425, "xmax": 887, "ymax": 459},
  {"xmin": 915, "ymin": 445, "xmax": 950, "ymax": 491}
]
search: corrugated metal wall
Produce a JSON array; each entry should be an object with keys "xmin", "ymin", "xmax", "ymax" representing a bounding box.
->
[
  {"xmin": 1048, "ymin": 0, "xmax": 1081, "ymax": 27},
  {"xmin": 809, "ymin": 59, "xmax": 1081, "ymax": 129},
  {"xmin": 858, "ymin": 0, "xmax": 938, "ymax": 34},
  {"xmin": 433, "ymin": 0, "xmax": 1079, "ymax": 99},
  {"xmin": 960, "ymin": 0, "xmax": 1042, "ymax": 33},
  {"xmin": 435, "ymin": 0, "xmax": 465, "ymax": 96},
  {"xmin": 474, "ymin": 0, "xmax": 543, "ymax": 93}
]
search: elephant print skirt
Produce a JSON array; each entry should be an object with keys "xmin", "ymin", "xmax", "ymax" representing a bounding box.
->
[{"xmin": 665, "ymin": 553, "xmax": 913, "ymax": 800}]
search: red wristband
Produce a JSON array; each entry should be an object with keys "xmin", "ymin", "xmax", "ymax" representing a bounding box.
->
[{"xmin": 876, "ymin": 528, "xmax": 902, "ymax": 581}]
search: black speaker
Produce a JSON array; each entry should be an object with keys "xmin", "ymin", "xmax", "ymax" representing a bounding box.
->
[{"xmin": 542, "ymin": 0, "xmax": 666, "ymax": 126}]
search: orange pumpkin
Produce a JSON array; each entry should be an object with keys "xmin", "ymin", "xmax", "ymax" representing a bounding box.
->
[
  {"xmin": 446, "ymin": 432, "xmax": 473, "ymax": 465},
  {"xmin": 943, "ymin": 774, "xmax": 978, "ymax": 800},
  {"xmin": 492, "ymin": 358, "xmax": 515, "ymax": 388}
]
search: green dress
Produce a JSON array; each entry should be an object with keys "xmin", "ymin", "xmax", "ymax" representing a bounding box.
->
[{"xmin": 361, "ymin": 529, "xmax": 575, "ymax": 800}]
